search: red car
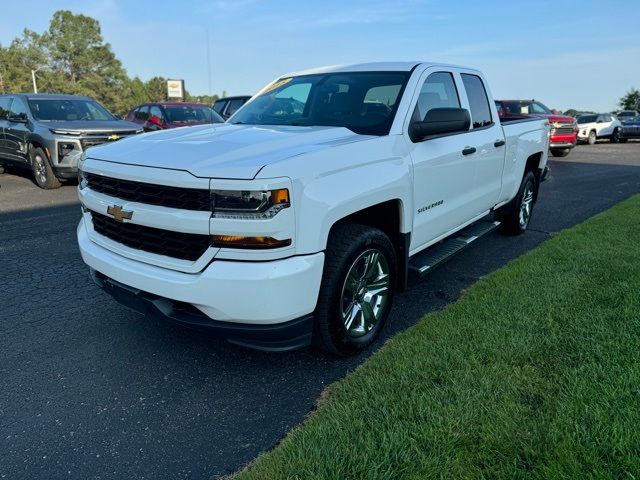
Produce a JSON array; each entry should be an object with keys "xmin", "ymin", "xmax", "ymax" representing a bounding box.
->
[
  {"xmin": 495, "ymin": 99, "xmax": 578, "ymax": 157},
  {"xmin": 126, "ymin": 102, "xmax": 224, "ymax": 132}
]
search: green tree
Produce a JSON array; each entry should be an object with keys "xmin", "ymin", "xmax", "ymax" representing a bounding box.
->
[
  {"xmin": 619, "ymin": 88, "xmax": 640, "ymax": 111},
  {"xmin": 41, "ymin": 10, "xmax": 130, "ymax": 113}
]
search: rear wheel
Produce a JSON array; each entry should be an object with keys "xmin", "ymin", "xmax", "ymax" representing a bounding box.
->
[
  {"xmin": 550, "ymin": 148, "xmax": 570, "ymax": 157},
  {"xmin": 314, "ymin": 224, "xmax": 396, "ymax": 356},
  {"xmin": 496, "ymin": 170, "xmax": 536, "ymax": 235},
  {"xmin": 610, "ymin": 128, "xmax": 621, "ymax": 143},
  {"xmin": 587, "ymin": 130, "xmax": 597, "ymax": 145},
  {"xmin": 31, "ymin": 147, "xmax": 61, "ymax": 189}
]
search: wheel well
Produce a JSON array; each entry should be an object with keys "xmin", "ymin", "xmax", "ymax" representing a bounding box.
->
[
  {"xmin": 525, "ymin": 152, "xmax": 543, "ymax": 201},
  {"xmin": 330, "ymin": 200, "xmax": 409, "ymax": 290}
]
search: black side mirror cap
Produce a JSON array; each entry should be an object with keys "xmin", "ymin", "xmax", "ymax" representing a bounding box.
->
[
  {"xmin": 409, "ymin": 108, "xmax": 471, "ymax": 142},
  {"xmin": 8, "ymin": 114, "xmax": 28, "ymax": 124}
]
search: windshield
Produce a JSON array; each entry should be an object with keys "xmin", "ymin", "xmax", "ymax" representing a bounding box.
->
[
  {"xmin": 164, "ymin": 104, "xmax": 223, "ymax": 123},
  {"xmin": 577, "ymin": 115, "xmax": 597, "ymax": 124},
  {"xmin": 28, "ymin": 98, "xmax": 116, "ymax": 121},
  {"xmin": 230, "ymin": 71, "xmax": 411, "ymax": 135}
]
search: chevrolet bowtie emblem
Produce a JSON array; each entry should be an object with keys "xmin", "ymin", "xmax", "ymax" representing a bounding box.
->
[
  {"xmin": 107, "ymin": 134, "xmax": 120, "ymax": 141},
  {"xmin": 107, "ymin": 205, "xmax": 133, "ymax": 222}
]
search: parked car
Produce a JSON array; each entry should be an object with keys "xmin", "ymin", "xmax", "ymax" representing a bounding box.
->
[
  {"xmin": 0, "ymin": 93, "xmax": 141, "ymax": 189},
  {"xmin": 213, "ymin": 95, "xmax": 251, "ymax": 120},
  {"xmin": 77, "ymin": 62, "xmax": 549, "ymax": 355},
  {"xmin": 125, "ymin": 102, "xmax": 224, "ymax": 132},
  {"xmin": 616, "ymin": 110, "xmax": 639, "ymax": 121},
  {"xmin": 576, "ymin": 113, "xmax": 623, "ymax": 144},
  {"xmin": 495, "ymin": 99, "xmax": 577, "ymax": 157},
  {"xmin": 619, "ymin": 115, "xmax": 640, "ymax": 142}
]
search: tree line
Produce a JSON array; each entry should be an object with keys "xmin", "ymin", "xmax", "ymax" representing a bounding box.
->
[{"xmin": 0, "ymin": 10, "xmax": 220, "ymax": 116}]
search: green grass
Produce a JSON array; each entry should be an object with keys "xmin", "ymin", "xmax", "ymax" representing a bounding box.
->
[{"xmin": 232, "ymin": 195, "xmax": 640, "ymax": 480}]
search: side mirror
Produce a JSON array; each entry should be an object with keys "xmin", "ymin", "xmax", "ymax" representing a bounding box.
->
[
  {"xmin": 409, "ymin": 108, "xmax": 470, "ymax": 142},
  {"xmin": 147, "ymin": 115, "xmax": 163, "ymax": 127},
  {"xmin": 8, "ymin": 114, "xmax": 28, "ymax": 124}
]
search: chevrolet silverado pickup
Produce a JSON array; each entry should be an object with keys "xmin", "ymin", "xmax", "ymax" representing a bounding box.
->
[{"xmin": 77, "ymin": 62, "xmax": 549, "ymax": 355}]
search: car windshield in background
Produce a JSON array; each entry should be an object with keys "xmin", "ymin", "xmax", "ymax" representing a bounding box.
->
[
  {"xmin": 165, "ymin": 105, "xmax": 223, "ymax": 124},
  {"xmin": 28, "ymin": 99, "xmax": 115, "ymax": 121},
  {"xmin": 230, "ymin": 71, "xmax": 411, "ymax": 135},
  {"xmin": 577, "ymin": 115, "xmax": 598, "ymax": 124},
  {"xmin": 500, "ymin": 101, "xmax": 552, "ymax": 116}
]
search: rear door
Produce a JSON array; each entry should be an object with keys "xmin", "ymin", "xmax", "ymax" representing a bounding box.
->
[
  {"xmin": 458, "ymin": 72, "xmax": 505, "ymax": 215},
  {"xmin": 0, "ymin": 96, "xmax": 11, "ymax": 159}
]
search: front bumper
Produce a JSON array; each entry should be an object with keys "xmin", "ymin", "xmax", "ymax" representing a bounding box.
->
[
  {"xmin": 549, "ymin": 141, "xmax": 576, "ymax": 149},
  {"xmin": 78, "ymin": 218, "xmax": 325, "ymax": 350}
]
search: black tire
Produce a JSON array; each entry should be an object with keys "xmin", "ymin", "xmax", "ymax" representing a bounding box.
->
[
  {"xmin": 587, "ymin": 130, "xmax": 597, "ymax": 145},
  {"xmin": 619, "ymin": 138, "xmax": 628, "ymax": 143},
  {"xmin": 550, "ymin": 148, "xmax": 570, "ymax": 158},
  {"xmin": 496, "ymin": 170, "xmax": 537, "ymax": 236},
  {"xmin": 30, "ymin": 147, "xmax": 61, "ymax": 189},
  {"xmin": 314, "ymin": 224, "xmax": 396, "ymax": 356},
  {"xmin": 610, "ymin": 128, "xmax": 621, "ymax": 143},
  {"xmin": 0, "ymin": 165, "xmax": 4, "ymax": 174}
]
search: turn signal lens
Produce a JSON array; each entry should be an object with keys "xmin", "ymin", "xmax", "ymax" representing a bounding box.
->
[
  {"xmin": 212, "ymin": 235, "xmax": 292, "ymax": 249},
  {"xmin": 272, "ymin": 188, "xmax": 290, "ymax": 205}
]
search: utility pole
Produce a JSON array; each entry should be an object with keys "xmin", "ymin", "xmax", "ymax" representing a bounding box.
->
[
  {"xmin": 205, "ymin": 28, "xmax": 212, "ymax": 96},
  {"xmin": 31, "ymin": 66, "xmax": 47, "ymax": 93}
]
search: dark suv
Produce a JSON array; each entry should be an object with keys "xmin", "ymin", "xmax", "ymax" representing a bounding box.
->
[
  {"xmin": 213, "ymin": 96, "xmax": 251, "ymax": 120},
  {"xmin": 0, "ymin": 93, "xmax": 141, "ymax": 189}
]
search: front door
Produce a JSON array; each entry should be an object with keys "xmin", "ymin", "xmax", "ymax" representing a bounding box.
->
[
  {"xmin": 4, "ymin": 96, "xmax": 31, "ymax": 163},
  {"xmin": 408, "ymin": 70, "xmax": 478, "ymax": 252}
]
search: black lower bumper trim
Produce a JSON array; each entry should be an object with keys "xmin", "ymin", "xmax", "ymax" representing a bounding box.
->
[
  {"xmin": 91, "ymin": 269, "xmax": 314, "ymax": 352},
  {"xmin": 53, "ymin": 165, "xmax": 78, "ymax": 179}
]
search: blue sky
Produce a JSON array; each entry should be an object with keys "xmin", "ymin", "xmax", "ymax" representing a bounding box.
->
[{"xmin": 2, "ymin": 0, "xmax": 639, "ymax": 112}]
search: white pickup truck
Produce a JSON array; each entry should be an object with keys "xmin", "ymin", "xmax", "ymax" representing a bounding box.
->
[{"xmin": 77, "ymin": 62, "xmax": 549, "ymax": 355}]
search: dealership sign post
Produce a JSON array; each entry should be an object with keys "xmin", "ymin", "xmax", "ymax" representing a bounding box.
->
[{"xmin": 167, "ymin": 79, "xmax": 185, "ymax": 100}]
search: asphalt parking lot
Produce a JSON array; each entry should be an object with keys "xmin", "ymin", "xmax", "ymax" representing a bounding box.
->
[{"xmin": 1, "ymin": 142, "xmax": 640, "ymax": 480}]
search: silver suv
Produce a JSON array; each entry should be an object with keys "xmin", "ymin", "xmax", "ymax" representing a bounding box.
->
[{"xmin": 0, "ymin": 93, "xmax": 142, "ymax": 189}]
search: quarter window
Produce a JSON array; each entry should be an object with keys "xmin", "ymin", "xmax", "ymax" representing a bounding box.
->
[
  {"xmin": 413, "ymin": 72, "xmax": 460, "ymax": 121},
  {"xmin": 461, "ymin": 74, "xmax": 493, "ymax": 128},
  {"xmin": 9, "ymin": 97, "xmax": 28, "ymax": 119}
]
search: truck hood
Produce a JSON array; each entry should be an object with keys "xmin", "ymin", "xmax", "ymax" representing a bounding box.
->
[
  {"xmin": 86, "ymin": 123, "xmax": 369, "ymax": 179},
  {"xmin": 44, "ymin": 119, "xmax": 142, "ymax": 134}
]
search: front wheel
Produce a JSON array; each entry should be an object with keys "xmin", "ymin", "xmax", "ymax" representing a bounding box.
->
[
  {"xmin": 496, "ymin": 170, "xmax": 537, "ymax": 235},
  {"xmin": 31, "ymin": 147, "xmax": 61, "ymax": 189},
  {"xmin": 314, "ymin": 224, "xmax": 396, "ymax": 356},
  {"xmin": 550, "ymin": 148, "xmax": 570, "ymax": 158},
  {"xmin": 587, "ymin": 130, "xmax": 597, "ymax": 145},
  {"xmin": 610, "ymin": 128, "xmax": 621, "ymax": 143}
]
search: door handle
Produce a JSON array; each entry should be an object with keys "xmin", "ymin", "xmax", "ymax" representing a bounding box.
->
[
  {"xmin": 462, "ymin": 146, "xmax": 476, "ymax": 155},
  {"xmin": 494, "ymin": 139, "xmax": 506, "ymax": 147}
]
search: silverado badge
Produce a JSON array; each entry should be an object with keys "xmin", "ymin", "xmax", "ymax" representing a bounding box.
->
[
  {"xmin": 107, "ymin": 205, "xmax": 133, "ymax": 222},
  {"xmin": 107, "ymin": 134, "xmax": 120, "ymax": 141}
]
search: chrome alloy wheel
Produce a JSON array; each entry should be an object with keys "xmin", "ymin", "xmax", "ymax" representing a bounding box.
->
[
  {"xmin": 340, "ymin": 249, "xmax": 390, "ymax": 338},
  {"xmin": 33, "ymin": 154, "xmax": 47, "ymax": 185},
  {"xmin": 519, "ymin": 180, "xmax": 534, "ymax": 228}
]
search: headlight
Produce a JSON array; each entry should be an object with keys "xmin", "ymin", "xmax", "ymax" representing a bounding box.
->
[
  {"xmin": 211, "ymin": 188, "xmax": 290, "ymax": 219},
  {"xmin": 77, "ymin": 153, "xmax": 88, "ymax": 190},
  {"xmin": 58, "ymin": 142, "xmax": 77, "ymax": 159}
]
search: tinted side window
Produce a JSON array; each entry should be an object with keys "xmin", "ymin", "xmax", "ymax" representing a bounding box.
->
[
  {"xmin": 149, "ymin": 105, "xmax": 164, "ymax": 120},
  {"xmin": 413, "ymin": 72, "xmax": 460, "ymax": 121},
  {"xmin": 135, "ymin": 105, "xmax": 150, "ymax": 121},
  {"xmin": 9, "ymin": 97, "xmax": 28, "ymax": 119},
  {"xmin": 0, "ymin": 97, "xmax": 11, "ymax": 120},
  {"xmin": 213, "ymin": 100, "xmax": 227, "ymax": 114},
  {"xmin": 461, "ymin": 74, "xmax": 493, "ymax": 128},
  {"xmin": 227, "ymin": 98, "xmax": 246, "ymax": 116}
]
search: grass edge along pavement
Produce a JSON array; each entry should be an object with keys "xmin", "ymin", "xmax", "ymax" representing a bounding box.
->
[{"xmin": 231, "ymin": 194, "xmax": 640, "ymax": 480}]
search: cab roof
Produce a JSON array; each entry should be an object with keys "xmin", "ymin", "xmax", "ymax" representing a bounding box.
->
[{"xmin": 285, "ymin": 61, "xmax": 467, "ymax": 77}]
